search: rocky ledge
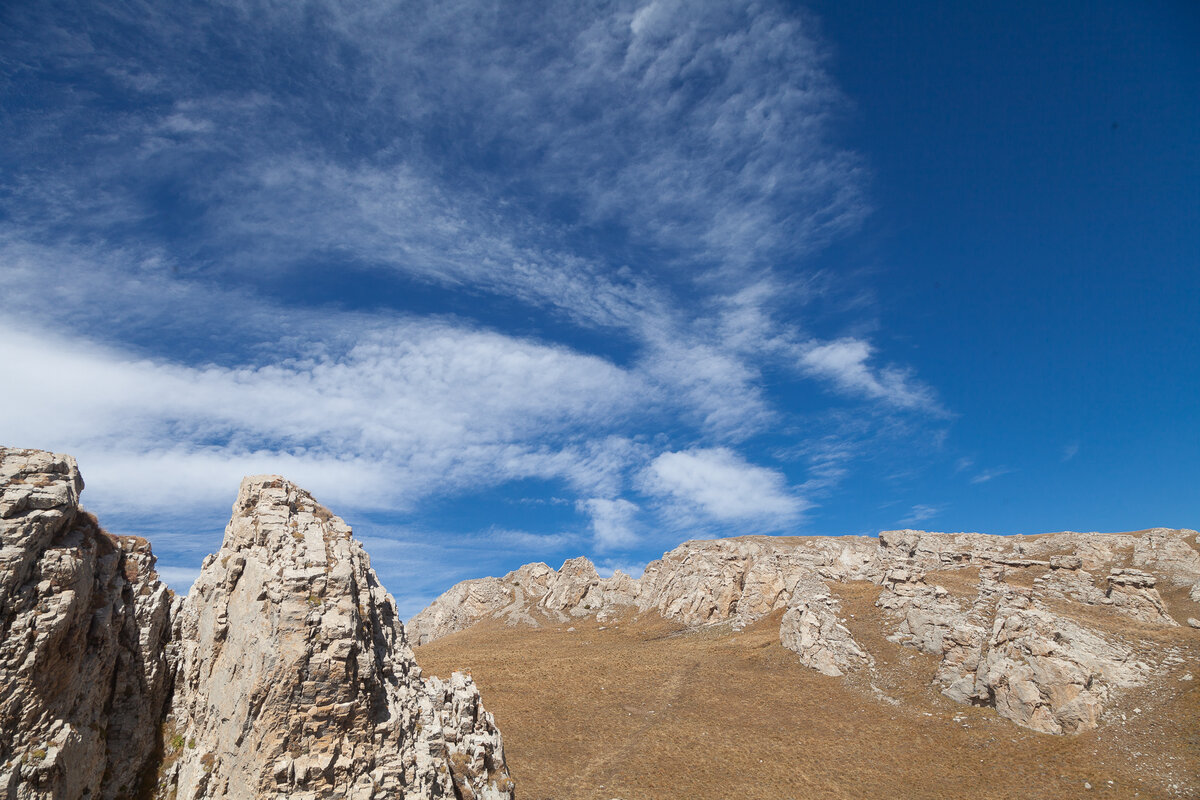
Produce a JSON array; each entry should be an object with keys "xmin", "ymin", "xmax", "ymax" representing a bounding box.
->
[
  {"xmin": 0, "ymin": 447, "xmax": 513, "ymax": 800},
  {"xmin": 411, "ymin": 526, "xmax": 1200, "ymax": 735}
]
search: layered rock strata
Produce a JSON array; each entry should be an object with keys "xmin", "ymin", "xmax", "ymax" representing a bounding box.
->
[
  {"xmin": 412, "ymin": 527, "xmax": 1200, "ymax": 735},
  {"xmin": 0, "ymin": 447, "xmax": 512, "ymax": 800}
]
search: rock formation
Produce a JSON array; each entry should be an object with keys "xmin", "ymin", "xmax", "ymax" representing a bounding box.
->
[
  {"xmin": 412, "ymin": 526, "xmax": 1200, "ymax": 735},
  {"xmin": 0, "ymin": 447, "xmax": 512, "ymax": 800},
  {"xmin": 0, "ymin": 449, "xmax": 172, "ymax": 800},
  {"xmin": 778, "ymin": 574, "xmax": 872, "ymax": 677},
  {"xmin": 159, "ymin": 476, "xmax": 511, "ymax": 800}
]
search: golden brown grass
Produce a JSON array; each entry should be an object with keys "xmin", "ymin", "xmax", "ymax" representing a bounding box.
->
[{"xmin": 416, "ymin": 587, "xmax": 1200, "ymax": 800}]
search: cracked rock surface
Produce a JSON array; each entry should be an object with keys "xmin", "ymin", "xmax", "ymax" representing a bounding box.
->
[
  {"xmin": 158, "ymin": 476, "xmax": 512, "ymax": 800},
  {"xmin": 0, "ymin": 448, "xmax": 512, "ymax": 800},
  {"xmin": 0, "ymin": 449, "xmax": 172, "ymax": 800}
]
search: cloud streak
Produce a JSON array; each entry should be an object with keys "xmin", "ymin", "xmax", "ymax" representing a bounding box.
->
[{"xmin": 0, "ymin": 0, "xmax": 953, "ymax": 609}]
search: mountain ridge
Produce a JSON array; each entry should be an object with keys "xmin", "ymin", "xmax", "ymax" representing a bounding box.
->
[{"xmin": 411, "ymin": 525, "xmax": 1200, "ymax": 735}]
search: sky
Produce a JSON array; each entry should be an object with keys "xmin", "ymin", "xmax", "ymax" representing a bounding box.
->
[{"xmin": 1, "ymin": 0, "xmax": 1196, "ymax": 617}]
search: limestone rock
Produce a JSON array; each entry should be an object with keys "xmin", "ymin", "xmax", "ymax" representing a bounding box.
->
[
  {"xmin": 779, "ymin": 576, "xmax": 871, "ymax": 677},
  {"xmin": 976, "ymin": 599, "xmax": 1147, "ymax": 734},
  {"xmin": 1131, "ymin": 528, "xmax": 1200, "ymax": 586},
  {"xmin": 413, "ymin": 526, "xmax": 1197, "ymax": 736},
  {"xmin": 634, "ymin": 537, "xmax": 878, "ymax": 629},
  {"xmin": 408, "ymin": 575, "xmax": 522, "ymax": 646},
  {"xmin": 1103, "ymin": 569, "xmax": 1177, "ymax": 625},
  {"xmin": 877, "ymin": 567, "xmax": 1009, "ymax": 704},
  {"xmin": 540, "ymin": 557, "xmax": 606, "ymax": 616},
  {"xmin": 1032, "ymin": 566, "xmax": 1177, "ymax": 626},
  {"xmin": 407, "ymin": 557, "xmax": 641, "ymax": 644},
  {"xmin": 0, "ymin": 448, "xmax": 172, "ymax": 800},
  {"xmin": 157, "ymin": 476, "xmax": 512, "ymax": 800},
  {"xmin": 1049, "ymin": 555, "xmax": 1083, "ymax": 570},
  {"xmin": 878, "ymin": 568, "xmax": 1157, "ymax": 733}
]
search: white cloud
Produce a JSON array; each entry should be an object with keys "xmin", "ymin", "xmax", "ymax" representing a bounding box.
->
[
  {"xmin": 798, "ymin": 337, "xmax": 937, "ymax": 410},
  {"xmin": 1062, "ymin": 442, "xmax": 1079, "ymax": 462},
  {"xmin": 0, "ymin": 316, "xmax": 646, "ymax": 514},
  {"xmin": 155, "ymin": 566, "xmax": 200, "ymax": 594},
  {"xmin": 642, "ymin": 447, "xmax": 805, "ymax": 525},
  {"xmin": 580, "ymin": 497, "xmax": 640, "ymax": 550},
  {"xmin": 970, "ymin": 467, "xmax": 1013, "ymax": 485},
  {"xmin": 0, "ymin": 0, "xmax": 955, "ymax": 614},
  {"xmin": 899, "ymin": 504, "xmax": 942, "ymax": 526},
  {"xmin": 595, "ymin": 559, "xmax": 646, "ymax": 580}
]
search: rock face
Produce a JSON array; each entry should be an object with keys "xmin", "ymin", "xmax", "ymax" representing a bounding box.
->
[
  {"xmin": 0, "ymin": 449, "xmax": 172, "ymax": 800},
  {"xmin": 0, "ymin": 448, "xmax": 512, "ymax": 800},
  {"xmin": 159, "ymin": 476, "xmax": 512, "ymax": 800},
  {"xmin": 413, "ymin": 526, "xmax": 1200, "ymax": 735},
  {"xmin": 976, "ymin": 599, "xmax": 1146, "ymax": 734},
  {"xmin": 778, "ymin": 575, "xmax": 871, "ymax": 677}
]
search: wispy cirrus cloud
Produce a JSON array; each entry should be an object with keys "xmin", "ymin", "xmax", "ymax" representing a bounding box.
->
[
  {"xmin": 0, "ymin": 0, "xmax": 950, "ymax": 604},
  {"xmin": 970, "ymin": 467, "xmax": 1014, "ymax": 484},
  {"xmin": 899, "ymin": 504, "xmax": 943, "ymax": 526},
  {"xmin": 798, "ymin": 338, "xmax": 939, "ymax": 411}
]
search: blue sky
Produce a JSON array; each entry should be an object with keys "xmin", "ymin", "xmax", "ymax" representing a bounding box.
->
[{"xmin": 2, "ymin": 0, "xmax": 1196, "ymax": 616}]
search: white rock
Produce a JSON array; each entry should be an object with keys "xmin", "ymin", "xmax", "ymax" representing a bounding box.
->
[{"xmin": 160, "ymin": 476, "xmax": 513, "ymax": 800}]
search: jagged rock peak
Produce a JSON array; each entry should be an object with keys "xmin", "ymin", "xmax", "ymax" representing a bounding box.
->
[
  {"xmin": 159, "ymin": 475, "xmax": 513, "ymax": 800},
  {"xmin": 0, "ymin": 447, "xmax": 172, "ymax": 800},
  {"xmin": 0, "ymin": 450, "xmax": 513, "ymax": 800}
]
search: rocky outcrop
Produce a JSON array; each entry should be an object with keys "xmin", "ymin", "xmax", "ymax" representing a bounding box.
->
[
  {"xmin": 973, "ymin": 598, "xmax": 1146, "ymax": 734},
  {"xmin": 635, "ymin": 536, "xmax": 878, "ymax": 630},
  {"xmin": 1031, "ymin": 565, "xmax": 1178, "ymax": 626},
  {"xmin": 158, "ymin": 476, "xmax": 511, "ymax": 800},
  {"xmin": 1132, "ymin": 528, "xmax": 1200, "ymax": 586},
  {"xmin": 1103, "ymin": 568, "xmax": 1177, "ymax": 624},
  {"xmin": 414, "ymin": 525, "xmax": 1200, "ymax": 736},
  {"xmin": 875, "ymin": 564, "xmax": 1152, "ymax": 734},
  {"xmin": 0, "ymin": 448, "xmax": 512, "ymax": 800},
  {"xmin": 0, "ymin": 449, "xmax": 172, "ymax": 800},
  {"xmin": 778, "ymin": 575, "xmax": 871, "ymax": 677}
]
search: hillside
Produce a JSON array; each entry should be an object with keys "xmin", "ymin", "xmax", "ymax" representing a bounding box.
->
[{"xmin": 413, "ymin": 529, "xmax": 1200, "ymax": 797}]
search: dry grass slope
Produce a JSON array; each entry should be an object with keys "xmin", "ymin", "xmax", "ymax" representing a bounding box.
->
[{"xmin": 416, "ymin": 583, "xmax": 1200, "ymax": 800}]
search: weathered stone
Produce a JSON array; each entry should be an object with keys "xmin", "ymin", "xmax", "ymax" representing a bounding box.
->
[
  {"xmin": 413, "ymin": 526, "xmax": 1195, "ymax": 735},
  {"xmin": 975, "ymin": 600, "xmax": 1146, "ymax": 734},
  {"xmin": 0, "ymin": 448, "xmax": 512, "ymax": 800},
  {"xmin": 157, "ymin": 476, "xmax": 512, "ymax": 800},
  {"xmin": 1131, "ymin": 528, "xmax": 1200, "ymax": 586},
  {"xmin": 1049, "ymin": 555, "xmax": 1083, "ymax": 570},
  {"xmin": 0, "ymin": 448, "xmax": 172, "ymax": 800},
  {"xmin": 779, "ymin": 576, "xmax": 871, "ymax": 677}
]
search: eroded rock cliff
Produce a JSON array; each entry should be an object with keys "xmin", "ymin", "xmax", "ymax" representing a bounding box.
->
[
  {"xmin": 0, "ymin": 449, "xmax": 172, "ymax": 799},
  {"xmin": 0, "ymin": 448, "xmax": 513, "ymax": 800}
]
